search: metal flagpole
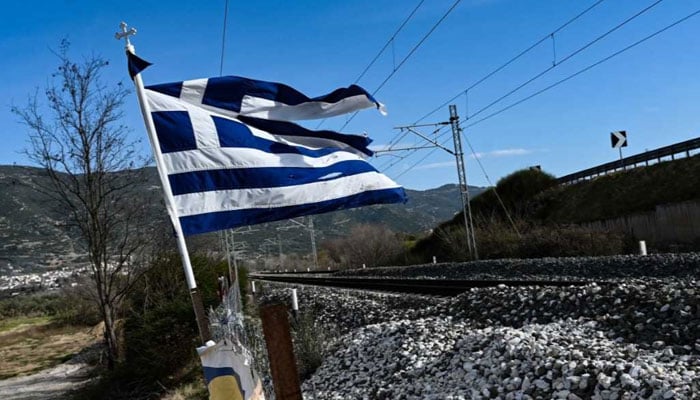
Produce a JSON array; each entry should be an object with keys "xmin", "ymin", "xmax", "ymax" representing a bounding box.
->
[{"xmin": 116, "ymin": 22, "xmax": 211, "ymax": 342}]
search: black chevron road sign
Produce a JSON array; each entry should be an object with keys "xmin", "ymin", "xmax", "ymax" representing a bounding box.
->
[{"xmin": 611, "ymin": 131, "xmax": 628, "ymax": 149}]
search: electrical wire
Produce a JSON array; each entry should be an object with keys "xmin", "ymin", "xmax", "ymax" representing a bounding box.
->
[
  {"xmin": 381, "ymin": 0, "xmax": 607, "ymax": 159},
  {"xmin": 388, "ymin": 5, "xmax": 700, "ymax": 181},
  {"xmin": 463, "ymin": 6, "xmax": 700, "ymax": 129},
  {"xmin": 354, "ymin": 0, "xmax": 426, "ymax": 85},
  {"xmin": 415, "ymin": 0, "xmax": 607, "ymax": 124},
  {"xmin": 388, "ymin": 127, "xmax": 452, "ymax": 176},
  {"xmin": 466, "ymin": 0, "xmax": 664, "ymax": 123},
  {"xmin": 339, "ymin": 0, "xmax": 463, "ymax": 132},
  {"xmin": 462, "ymin": 135, "xmax": 521, "ymax": 237},
  {"xmin": 219, "ymin": 0, "xmax": 229, "ymax": 76},
  {"xmin": 315, "ymin": 0, "xmax": 426, "ymax": 129}
]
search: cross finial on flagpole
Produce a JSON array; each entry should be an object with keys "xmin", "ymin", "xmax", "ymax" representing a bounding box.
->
[{"xmin": 115, "ymin": 22, "xmax": 137, "ymax": 52}]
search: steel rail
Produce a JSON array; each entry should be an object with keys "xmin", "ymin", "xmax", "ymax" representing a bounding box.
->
[{"xmin": 250, "ymin": 274, "xmax": 590, "ymax": 296}]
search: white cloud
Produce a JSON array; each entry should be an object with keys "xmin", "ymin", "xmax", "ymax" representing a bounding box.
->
[
  {"xmin": 411, "ymin": 148, "xmax": 539, "ymax": 170},
  {"xmin": 414, "ymin": 161, "xmax": 455, "ymax": 170},
  {"xmin": 473, "ymin": 148, "xmax": 535, "ymax": 158},
  {"xmin": 368, "ymin": 143, "xmax": 395, "ymax": 152}
]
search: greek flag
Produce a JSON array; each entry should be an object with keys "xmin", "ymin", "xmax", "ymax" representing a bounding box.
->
[{"xmin": 143, "ymin": 75, "xmax": 406, "ymax": 235}]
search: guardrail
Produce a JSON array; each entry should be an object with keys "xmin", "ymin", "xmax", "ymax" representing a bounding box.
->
[{"xmin": 557, "ymin": 137, "xmax": 700, "ymax": 185}]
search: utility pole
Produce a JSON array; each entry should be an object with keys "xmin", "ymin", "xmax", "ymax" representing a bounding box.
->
[
  {"xmin": 277, "ymin": 232, "xmax": 284, "ymax": 269},
  {"xmin": 308, "ymin": 216, "xmax": 319, "ymax": 269},
  {"xmin": 278, "ymin": 217, "xmax": 320, "ymax": 270},
  {"xmin": 379, "ymin": 105, "xmax": 479, "ymax": 260},
  {"xmin": 449, "ymin": 105, "xmax": 478, "ymax": 260}
]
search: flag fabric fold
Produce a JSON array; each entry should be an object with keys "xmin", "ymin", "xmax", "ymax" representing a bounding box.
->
[
  {"xmin": 197, "ymin": 340, "xmax": 265, "ymax": 400},
  {"xmin": 142, "ymin": 76, "xmax": 406, "ymax": 236},
  {"xmin": 147, "ymin": 75, "xmax": 386, "ymax": 121},
  {"xmin": 126, "ymin": 51, "xmax": 152, "ymax": 79}
]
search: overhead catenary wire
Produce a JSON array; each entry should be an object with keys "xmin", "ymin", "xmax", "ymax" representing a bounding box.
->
[
  {"xmin": 465, "ymin": 0, "xmax": 664, "ymax": 123},
  {"xmin": 354, "ymin": 0, "xmax": 426, "ymax": 85},
  {"xmin": 381, "ymin": 0, "xmax": 664, "ymax": 176},
  {"xmin": 387, "ymin": 5, "xmax": 700, "ymax": 180},
  {"xmin": 462, "ymin": 135, "xmax": 521, "ymax": 238},
  {"xmin": 381, "ymin": 0, "xmax": 608, "ymax": 160},
  {"xmin": 414, "ymin": 0, "xmax": 607, "ymax": 125},
  {"xmin": 315, "ymin": 0, "xmax": 426, "ymax": 129},
  {"xmin": 338, "ymin": 0, "xmax": 463, "ymax": 132},
  {"xmin": 463, "ymin": 6, "xmax": 700, "ymax": 130},
  {"xmin": 219, "ymin": 0, "xmax": 230, "ymax": 76},
  {"xmin": 378, "ymin": 124, "xmax": 451, "ymax": 171}
]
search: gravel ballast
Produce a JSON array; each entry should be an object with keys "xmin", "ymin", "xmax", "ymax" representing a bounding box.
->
[{"xmin": 257, "ymin": 253, "xmax": 700, "ymax": 399}]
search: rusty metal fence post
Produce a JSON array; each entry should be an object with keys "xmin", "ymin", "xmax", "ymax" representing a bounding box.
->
[{"xmin": 259, "ymin": 303, "xmax": 302, "ymax": 400}]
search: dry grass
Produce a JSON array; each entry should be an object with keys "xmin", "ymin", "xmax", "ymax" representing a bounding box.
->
[
  {"xmin": 0, "ymin": 316, "xmax": 99, "ymax": 380},
  {"xmin": 159, "ymin": 375, "xmax": 208, "ymax": 400}
]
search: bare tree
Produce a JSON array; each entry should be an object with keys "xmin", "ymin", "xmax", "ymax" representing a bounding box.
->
[
  {"xmin": 12, "ymin": 40, "xmax": 150, "ymax": 368},
  {"xmin": 323, "ymin": 224, "xmax": 403, "ymax": 269}
]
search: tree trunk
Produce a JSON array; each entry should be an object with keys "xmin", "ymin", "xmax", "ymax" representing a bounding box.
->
[{"xmin": 101, "ymin": 301, "xmax": 119, "ymax": 369}]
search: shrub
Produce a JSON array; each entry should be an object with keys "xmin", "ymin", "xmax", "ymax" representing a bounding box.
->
[
  {"xmin": 77, "ymin": 252, "xmax": 228, "ymax": 399},
  {"xmin": 291, "ymin": 311, "xmax": 327, "ymax": 381},
  {"xmin": 435, "ymin": 222, "xmax": 629, "ymax": 260},
  {"xmin": 322, "ymin": 224, "xmax": 403, "ymax": 269},
  {"xmin": 470, "ymin": 168, "xmax": 557, "ymax": 221},
  {"xmin": 0, "ymin": 285, "xmax": 100, "ymax": 327}
]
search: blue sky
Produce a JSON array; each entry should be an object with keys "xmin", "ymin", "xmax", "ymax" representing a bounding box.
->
[{"xmin": 2, "ymin": 0, "xmax": 699, "ymax": 190}]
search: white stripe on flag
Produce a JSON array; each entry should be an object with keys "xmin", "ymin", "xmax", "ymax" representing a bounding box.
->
[
  {"xmin": 174, "ymin": 171, "xmax": 400, "ymax": 216},
  {"xmin": 240, "ymin": 94, "xmax": 387, "ymax": 121},
  {"xmin": 162, "ymin": 147, "xmax": 362, "ymax": 174},
  {"xmin": 146, "ymin": 88, "xmax": 240, "ymax": 120},
  {"xmin": 181, "ymin": 79, "xmax": 220, "ymax": 148}
]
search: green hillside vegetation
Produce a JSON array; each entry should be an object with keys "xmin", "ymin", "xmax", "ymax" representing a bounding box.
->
[
  {"xmin": 535, "ymin": 155, "xmax": 700, "ymax": 224},
  {"xmin": 409, "ymin": 155, "xmax": 700, "ymax": 261}
]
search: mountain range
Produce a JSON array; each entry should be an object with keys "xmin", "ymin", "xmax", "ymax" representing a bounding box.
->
[{"xmin": 0, "ymin": 165, "xmax": 484, "ymax": 273}]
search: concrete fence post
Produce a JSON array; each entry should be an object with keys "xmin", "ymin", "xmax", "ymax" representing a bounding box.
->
[
  {"xmin": 639, "ymin": 240, "xmax": 648, "ymax": 256},
  {"xmin": 291, "ymin": 288, "xmax": 299, "ymax": 313}
]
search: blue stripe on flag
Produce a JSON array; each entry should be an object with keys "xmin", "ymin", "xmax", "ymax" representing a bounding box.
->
[
  {"xmin": 152, "ymin": 111, "xmax": 198, "ymax": 153},
  {"xmin": 169, "ymin": 160, "xmax": 377, "ymax": 195},
  {"xmin": 201, "ymin": 76, "xmax": 378, "ymax": 112},
  {"xmin": 238, "ymin": 116, "xmax": 373, "ymax": 156},
  {"xmin": 179, "ymin": 187, "xmax": 407, "ymax": 235},
  {"xmin": 146, "ymin": 81, "xmax": 183, "ymax": 99},
  {"xmin": 202, "ymin": 366, "xmax": 235, "ymax": 384},
  {"xmin": 212, "ymin": 116, "xmax": 350, "ymax": 157}
]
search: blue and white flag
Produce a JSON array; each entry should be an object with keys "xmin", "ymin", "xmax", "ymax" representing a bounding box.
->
[
  {"xmin": 143, "ymin": 77, "xmax": 406, "ymax": 236},
  {"xmin": 147, "ymin": 76, "xmax": 386, "ymax": 122}
]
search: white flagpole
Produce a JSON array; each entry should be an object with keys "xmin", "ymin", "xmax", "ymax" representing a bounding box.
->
[{"xmin": 116, "ymin": 22, "xmax": 211, "ymax": 342}]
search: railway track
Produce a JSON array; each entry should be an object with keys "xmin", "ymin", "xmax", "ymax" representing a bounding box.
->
[{"xmin": 250, "ymin": 274, "xmax": 591, "ymax": 296}]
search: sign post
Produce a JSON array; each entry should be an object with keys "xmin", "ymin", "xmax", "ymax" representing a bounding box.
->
[{"xmin": 611, "ymin": 130, "xmax": 628, "ymax": 170}]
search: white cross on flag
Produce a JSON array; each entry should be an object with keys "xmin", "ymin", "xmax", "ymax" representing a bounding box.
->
[{"xmin": 611, "ymin": 131, "xmax": 627, "ymax": 149}]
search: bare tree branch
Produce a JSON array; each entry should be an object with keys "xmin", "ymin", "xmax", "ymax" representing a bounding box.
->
[{"xmin": 12, "ymin": 41, "xmax": 152, "ymax": 369}]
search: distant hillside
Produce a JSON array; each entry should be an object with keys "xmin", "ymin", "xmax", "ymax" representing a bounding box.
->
[{"xmin": 0, "ymin": 165, "xmax": 484, "ymax": 273}]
